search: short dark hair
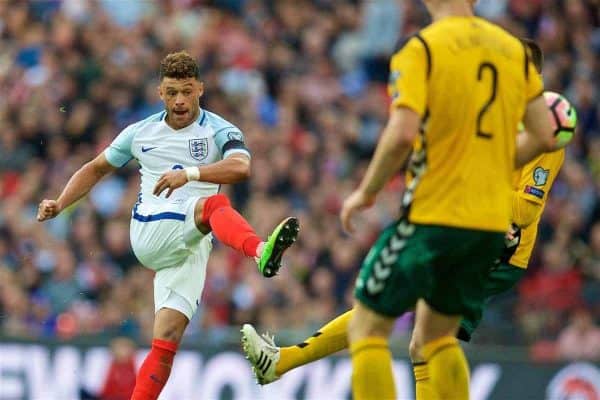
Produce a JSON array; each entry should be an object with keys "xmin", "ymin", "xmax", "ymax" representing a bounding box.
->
[
  {"xmin": 522, "ymin": 38, "xmax": 543, "ymax": 73},
  {"xmin": 159, "ymin": 51, "xmax": 199, "ymax": 80}
]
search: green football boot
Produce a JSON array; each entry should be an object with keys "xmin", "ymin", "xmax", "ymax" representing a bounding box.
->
[{"xmin": 257, "ymin": 217, "xmax": 299, "ymax": 277}]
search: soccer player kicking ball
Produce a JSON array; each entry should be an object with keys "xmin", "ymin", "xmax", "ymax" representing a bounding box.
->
[
  {"xmin": 241, "ymin": 40, "xmax": 577, "ymax": 396},
  {"xmin": 243, "ymin": 0, "xmax": 563, "ymax": 397},
  {"xmin": 37, "ymin": 51, "xmax": 299, "ymax": 400}
]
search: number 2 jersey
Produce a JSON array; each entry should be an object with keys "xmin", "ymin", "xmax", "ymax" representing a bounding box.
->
[{"xmin": 390, "ymin": 16, "xmax": 544, "ymax": 232}]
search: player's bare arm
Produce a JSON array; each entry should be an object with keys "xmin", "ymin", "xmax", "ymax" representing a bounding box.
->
[
  {"xmin": 340, "ymin": 107, "xmax": 420, "ymax": 233},
  {"xmin": 153, "ymin": 153, "xmax": 251, "ymax": 198},
  {"xmin": 517, "ymin": 96, "xmax": 557, "ymax": 168},
  {"xmin": 37, "ymin": 152, "xmax": 117, "ymax": 221}
]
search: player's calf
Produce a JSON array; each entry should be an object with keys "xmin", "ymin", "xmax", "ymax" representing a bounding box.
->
[{"xmin": 195, "ymin": 194, "xmax": 299, "ymax": 277}]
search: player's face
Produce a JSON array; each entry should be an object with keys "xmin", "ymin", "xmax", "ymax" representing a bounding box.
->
[{"xmin": 159, "ymin": 77, "xmax": 204, "ymax": 129}]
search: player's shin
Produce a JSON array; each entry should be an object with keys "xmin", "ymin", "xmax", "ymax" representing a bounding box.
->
[
  {"xmin": 422, "ymin": 336, "xmax": 469, "ymax": 400},
  {"xmin": 131, "ymin": 339, "xmax": 178, "ymax": 400},
  {"xmin": 277, "ymin": 309, "xmax": 353, "ymax": 376},
  {"xmin": 350, "ymin": 336, "xmax": 396, "ymax": 400},
  {"xmin": 410, "ymin": 336, "xmax": 439, "ymax": 400},
  {"xmin": 413, "ymin": 361, "xmax": 439, "ymax": 400}
]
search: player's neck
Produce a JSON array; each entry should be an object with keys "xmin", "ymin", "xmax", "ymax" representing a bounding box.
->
[{"xmin": 430, "ymin": 3, "xmax": 474, "ymax": 21}]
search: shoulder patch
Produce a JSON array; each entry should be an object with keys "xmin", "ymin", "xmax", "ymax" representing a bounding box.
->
[
  {"xmin": 388, "ymin": 70, "xmax": 402, "ymax": 100},
  {"xmin": 227, "ymin": 131, "xmax": 244, "ymax": 142},
  {"xmin": 533, "ymin": 167, "xmax": 549, "ymax": 186}
]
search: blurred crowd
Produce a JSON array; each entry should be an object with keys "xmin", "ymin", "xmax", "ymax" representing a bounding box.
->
[{"xmin": 0, "ymin": 0, "xmax": 599, "ymax": 359}]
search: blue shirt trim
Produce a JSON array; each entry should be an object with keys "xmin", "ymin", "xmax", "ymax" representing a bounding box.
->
[
  {"xmin": 132, "ymin": 204, "xmax": 185, "ymax": 222},
  {"xmin": 198, "ymin": 109, "xmax": 207, "ymax": 126}
]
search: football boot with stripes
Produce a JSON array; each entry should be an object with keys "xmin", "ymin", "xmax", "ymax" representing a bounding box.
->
[{"xmin": 241, "ymin": 323, "xmax": 280, "ymax": 385}]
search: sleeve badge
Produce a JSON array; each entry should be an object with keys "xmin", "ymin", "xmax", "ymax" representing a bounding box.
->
[{"xmin": 533, "ymin": 167, "xmax": 549, "ymax": 186}]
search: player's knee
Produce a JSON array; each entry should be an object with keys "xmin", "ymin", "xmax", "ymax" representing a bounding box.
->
[
  {"xmin": 409, "ymin": 335, "xmax": 424, "ymax": 362},
  {"xmin": 198, "ymin": 194, "xmax": 231, "ymax": 222},
  {"xmin": 205, "ymin": 193, "xmax": 231, "ymax": 209},
  {"xmin": 347, "ymin": 307, "xmax": 391, "ymax": 343}
]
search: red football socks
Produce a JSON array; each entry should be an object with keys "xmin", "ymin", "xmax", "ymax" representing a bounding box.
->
[
  {"xmin": 201, "ymin": 194, "xmax": 261, "ymax": 257},
  {"xmin": 131, "ymin": 339, "xmax": 178, "ymax": 400}
]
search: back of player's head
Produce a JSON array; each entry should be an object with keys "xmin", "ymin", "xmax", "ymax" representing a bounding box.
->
[
  {"xmin": 522, "ymin": 38, "xmax": 543, "ymax": 74},
  {"xmin": 159, "ymin": 51, "xmax": 200, "ymax": 81}
]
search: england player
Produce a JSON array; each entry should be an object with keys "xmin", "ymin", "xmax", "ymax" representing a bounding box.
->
[
  {"xmin": 245, "ymin": 0, "xmax": 560, "ymax": 397},
  {"xmin": 37, "ymin": 51, "xmax": 299, "ymax": 400},
  {"xmin": 241, "ymin": 40, "xmax": 570, "ymax": 391}
]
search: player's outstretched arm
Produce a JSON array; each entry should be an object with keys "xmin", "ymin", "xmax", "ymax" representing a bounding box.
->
[
  {"xmin": 153, "ymin": 153, "xmax": 250, "ymax": 198},
  {"xmin": 37, "ymin": 153, "xmax": 117, "ymax": 221},
  {"xmin": 517, "ymin": 96, "xmax": 557, "ymax": 168},
  {"xmin": 340, "ymin": 107, "xmax": 419, "ymax": 233}
]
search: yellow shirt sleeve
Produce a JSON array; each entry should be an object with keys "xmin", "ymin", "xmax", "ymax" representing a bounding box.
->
[
  {"xmin": 515, "ymin": 149, "xmax": 565, "ymax": 206},
  {"xmin": 388, "ymin": 36, "xmax": 428, "ymax": 117},
  {"xmin": 512, "ymin": 191, "xmax": 543, "ymax": 228}
]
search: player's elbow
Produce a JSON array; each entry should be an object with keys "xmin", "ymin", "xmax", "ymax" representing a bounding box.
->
[
  {"xmin": 233, "ymin": 158, "xmax": 251, "ymax": 182},
  {"xmin": 541, "ymin": 134, "xmax": 556, "ymax": 153},
  {"xmin": 387, "ymin": 107, "xmax": 420, "ymax": 148},
  {"xmin": 88, "ymin": 153, "xmax": 117, "ymax": 178},
  {"xmin": 238, "ymin": 163, "xmax": 251, "ymax": 181},
  {"xmin": 532, "ymin": 127, "xmax": 556, "ymax": 153},
  {"xmin": 396, "ymin": 127, "xmax": 418, "ymax": 148}
]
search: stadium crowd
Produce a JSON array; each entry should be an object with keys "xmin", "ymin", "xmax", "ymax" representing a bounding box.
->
[{"xmin": 0, "ymin": 0, "xmax": 599, "ymax": 358}]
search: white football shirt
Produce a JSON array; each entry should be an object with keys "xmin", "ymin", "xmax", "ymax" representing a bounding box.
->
[{"xmin": 104, "ymin": 108, "xmax": 250, "ymax": 208}]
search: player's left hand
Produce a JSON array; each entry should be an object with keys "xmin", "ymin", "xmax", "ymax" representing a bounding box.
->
[
  {"xmin": 340, "ymin": 189, "xmax": 376, "ymax": 234},
  {"xmin": 153, "ymin": 170, "xmax": 188, "ymax": 198}
]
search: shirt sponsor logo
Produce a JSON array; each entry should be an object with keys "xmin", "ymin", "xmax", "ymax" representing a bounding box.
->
[{"xmin": 524, "ymin": 185, "xmax": 545, "ymax": 199}]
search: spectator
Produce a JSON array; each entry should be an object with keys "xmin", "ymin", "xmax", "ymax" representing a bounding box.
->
[{"xmin": 557, "ymin": 308, "xmax": 600, "ymax": 361}]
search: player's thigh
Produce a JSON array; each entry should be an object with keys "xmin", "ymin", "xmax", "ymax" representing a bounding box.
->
[
  {"xmin": 131, "ymin": 204, "xmax": 190, "ymax": 270},
  {"xmin": 348, "ymin": 301, "xmax": 396, "ymax": 343},
  {"xmin": 483, "ymin": 262, "xmax": 527, "ymax": 298},
  {"xmin": 154, "ymin": 237, "xmax": 212, "ymax": 321},
  {"xmin": 458, "ymin": 262, "xmax": 526, "ymax": 341},
  {"xmin": 354, "ymin": 219, "xmax": 432, "ymax": 317},
  {"xmin": 413, "ymin": 299, "xmax": 462, "ymax": 348},
  {"xmin": 424, "ymin": 227, "xmax": 505, "ymax": 318},
  {"xmin": 184, "ymin": 196, "xmax": 211, "ymax": 247}
]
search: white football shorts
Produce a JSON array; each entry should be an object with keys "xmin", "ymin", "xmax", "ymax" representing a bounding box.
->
[{"xmin": 130, "ymin": 196, "xmax": 212, "ymax": 320}]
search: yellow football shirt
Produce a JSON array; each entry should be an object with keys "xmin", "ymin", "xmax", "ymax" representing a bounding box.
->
[
  {"xmin": 509, "ymin": 149, "xmax": 565, "ymax": 268},
  {"xmin": 390, "ymin": 16, "xmax": 543, "ymax": 232}
]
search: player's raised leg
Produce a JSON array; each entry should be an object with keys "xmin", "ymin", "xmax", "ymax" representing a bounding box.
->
[
  {"xmin": 194, "ymin": 193, "xmax": 299, "ymax": 277},
  {"xmin": 241, "ymin": 310, "xmax": 353, "ymax": 384},
  {"xmin": 458, "ymin": 262, "xmax": 526, "ymax": 341},
  {"xmin": 131, "ymin": 308, "xmax": 188, "ymax": 400},
  {"xmin": 347, "ymin": 301, "xmax": 396, "ymax": 400}
]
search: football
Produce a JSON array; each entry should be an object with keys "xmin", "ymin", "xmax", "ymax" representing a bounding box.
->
[{"xmin": 544, "ymin": 91, "xmax": 578, "ymax": 148}]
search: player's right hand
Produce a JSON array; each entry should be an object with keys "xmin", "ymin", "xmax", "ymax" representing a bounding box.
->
[
  {"xmin": 340, "ymin": 189, "xmax": 376, "ymax": 234},
  {"xmin": 37, "ymin": 199, "xmax": 61, "ymax": 221}
]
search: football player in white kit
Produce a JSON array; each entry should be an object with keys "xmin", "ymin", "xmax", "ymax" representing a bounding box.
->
[{"xmin": 37, "ymin": 51, "xmax": 299, "ymax": 399}]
